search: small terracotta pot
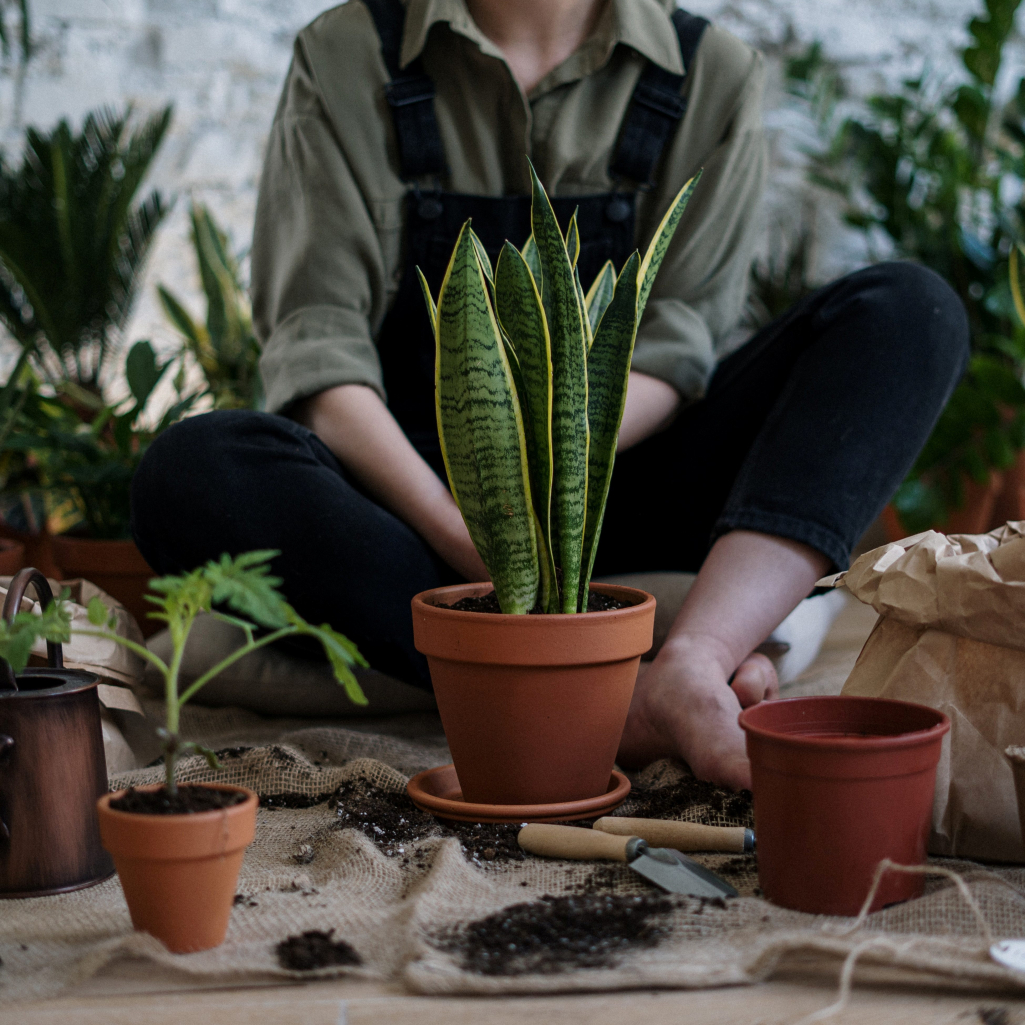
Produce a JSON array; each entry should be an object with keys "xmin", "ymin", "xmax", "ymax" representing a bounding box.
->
[
  {"xmin": 97, "ymin": 783, "xmax": 258, "ymax": 953},
  {"xmin": 0, "ymin": 538, "xmax": 25, "ymax": 577},
  {"xmin": 50, "ymin": 536, "xmax": 157, "ymax": 637},
  {"xmin": 0, "ymin": 524, "xmax": 59, "ymax": 579},
  {"xmin": 411, "ymin": 582, "xmax": 655, "ymax": 806},
  {"xmin": 739, "ymin": 696, "xmax": 949, "ymax": 916}
]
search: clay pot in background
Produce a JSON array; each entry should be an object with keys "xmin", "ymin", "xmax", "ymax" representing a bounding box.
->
[
  {"xmin": 50, "ymin": 536, "xmax": 157, "ymax": 637},
  {"xmin": 0, "ymin": 538, "xmax": 25, "ymax": 577},
  {"xmin": 411, "ymin": 582, "xmax": 655, "ymax": 806},
  {"xmin": 883, "ymin": 467, "xmax": 1009, "ymax": 542},
  {"xmin": 739, "ymin": 695, "xmax": 949, "ymax": 916},
  {"xmin": 0, "ymin": 524, "xmax": 59, "ymax": 579},
  {"xmin": 97, "ymin": 783, "xmax": 258, "ymax": 953}
]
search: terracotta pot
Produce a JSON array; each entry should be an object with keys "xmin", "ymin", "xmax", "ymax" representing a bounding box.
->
[
  {"xmin": 411, "ymin": 582, "xmax": 655, "ymax": 806},
  {"xmin": 50, "ymin": 536, "xmax": 157, "ymax": 637},
  {"xmin": 0, "ymin": 538, "xmax": 24, "ymax": 577},
  {"xmin": 0, "ymin": 524, "xmax": 59, "ymax": 579},
  {"xmin": 883, "ymin": 469, "xmax": 1005, "ymax": 542},
  {"xmin": 97, "ymin": 783, "xmax": 258, "ymax": 953},
  {"xmin": 990, "ymin": 449, "xmax": 1025, "ymax": 528},
  {"xmin": 739, "ymin": 696, "xmax": 949, "ymax": 916}
]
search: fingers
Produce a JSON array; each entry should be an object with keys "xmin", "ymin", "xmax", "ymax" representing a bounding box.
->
[{"xmin": 731, "ymin": 652, "xmax": 779, "ymax": 709}]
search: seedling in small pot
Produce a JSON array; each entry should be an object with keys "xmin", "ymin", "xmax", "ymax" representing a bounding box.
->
[
  {"xmin": 419, "ymin": 159, "xmax": 700, "ymax": 613},
  {"xmin": 0, "ymin": 549, "xmax": 368, "ymax": 791}
]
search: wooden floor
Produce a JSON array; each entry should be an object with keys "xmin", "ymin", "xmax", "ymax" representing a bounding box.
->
[{"xmin": 9, "ymin": 972, "xmax": 1025, "ymax": 1025}]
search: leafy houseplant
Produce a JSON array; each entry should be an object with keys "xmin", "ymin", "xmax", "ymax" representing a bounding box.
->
[
  {"xmin": 419, "ymin": 163, "xmax": 697, "ymax": 614},
  {"xmin": 786, "ymin": 0, "xmax": 1025, "ymax": 533},
  {"xmin": 158, "ymin": 203, "xmax": 263, "ymax": 410},
  {"xmin": 409, "ymin": 164, "xmax": 689, "ymax": 808},
  {"xmin": 0, "ymin": 550, "xmax": 367, "ymax": 952}
]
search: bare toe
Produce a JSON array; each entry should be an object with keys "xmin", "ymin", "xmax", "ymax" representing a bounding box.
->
[{"xmin": 731, "ymin": 652, "xmax": 779, "ymax": 708}]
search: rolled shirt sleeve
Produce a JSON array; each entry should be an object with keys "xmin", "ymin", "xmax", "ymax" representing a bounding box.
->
[{"xmin": 631, "ymin": 28, "xmax": 767, "ymax": 403}]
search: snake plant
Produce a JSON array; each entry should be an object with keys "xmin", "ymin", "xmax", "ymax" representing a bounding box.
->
[{"xmin": 419, "ymin": 161, "xmax": 699, "ymax": 613}]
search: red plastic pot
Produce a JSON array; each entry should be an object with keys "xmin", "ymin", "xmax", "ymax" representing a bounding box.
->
[
  {"xmin": 412, "ymin": 582, "xmax": 655, "ymax": 806},
  {"xmin": 97, "ymin": 783, "xmax": 258, "ymax": 952},
  {"xmin": 739, "ymin": 696, "xmax": 949, "ymax": 916}
]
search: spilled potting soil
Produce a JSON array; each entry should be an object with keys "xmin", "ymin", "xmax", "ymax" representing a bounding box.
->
[
  {"xmin": 109, "ymin": 785, "xmax": 248, "ymax": 815},
  {"xmin": 438, "ymin": 590, "xmax": 629, "ymax": 614},
  {"xmin": 624, "ymin": 775, "xmax": 753, "ymax": 824},
  {"xmin": 434, "ymin": 893, "xmax": 675, "ymax": 975},
  {"xmin": 276, "ymin": 929, "xmax": 362, "ymax": 971}
]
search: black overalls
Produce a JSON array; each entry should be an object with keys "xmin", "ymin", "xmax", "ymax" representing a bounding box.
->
[{"xmin": 362, "ymin": 0, "xmax": 708, "ymax": 480}]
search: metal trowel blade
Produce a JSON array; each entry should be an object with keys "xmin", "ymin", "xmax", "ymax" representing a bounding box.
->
[{"xmin": 629, "ymin": 847, "xmax": 739, "ymax": 899}]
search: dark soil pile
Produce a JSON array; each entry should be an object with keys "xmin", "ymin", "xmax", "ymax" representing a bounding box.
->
[
  {"xmin": 624, "ymin": 776, "xmax": 753, "ymax": 824},
  {"xmin": 435, "ymin": 892, "xmax": 674, "ymax": 975},
  {"xmin": 276, "ymin": 929, "xmax": 362, "ymax": 971},
  {"xmin": 329, "ymin": 778, "xmax": 527, "ymax": 864},
  {"xmin": 109, "ymin": 785, "xmax": 248, "ymax": 815},
  {"xmin": 438, "ymin": 590, "xmax": 629, "ymax": 614}
]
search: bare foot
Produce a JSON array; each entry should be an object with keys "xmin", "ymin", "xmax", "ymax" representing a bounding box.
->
[{"xmin": 617, "ymin": 635, "xmax": 779, "ymax": 790}]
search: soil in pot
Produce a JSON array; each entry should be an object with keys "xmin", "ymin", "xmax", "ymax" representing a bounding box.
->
[
  {"xmin": 110, "ymin": 786, "xmax": 249, "ymax": 814},
  {"xmin": 438, "ymin": 590, "xmax": 630, "ymax": 614},
  {"xmin": 50, "ymin": 535, "xmax": 158, "ymax": 637},
  {"xmin": 97, "ymin": 782, "xmax": 258, "ymax": 953},
  {"xmin": 739, "ymin": 696, "xmax": 949, "ymax": 916},
  {"xmin": 412, "ymin": 582, "xmax": 656, "ymax": 808}
]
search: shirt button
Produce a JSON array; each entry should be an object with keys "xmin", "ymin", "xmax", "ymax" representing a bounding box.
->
[{"xmin": 605, "ymin": 196, "xmax": 632, "ymax": 223}]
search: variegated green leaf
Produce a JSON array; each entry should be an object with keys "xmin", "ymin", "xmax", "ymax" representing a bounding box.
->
[
  {"xmin": 495, "ymin": 242, "xmax": 557, "ymax": 598},
  {"xmin": 637, "ymin": 171, "xmax": 701, "ymax": 320},
  {"xmin": 471, "ymin": 233, "xmax": 494, "ymax": 288},
  {"xmin": 521, "ymin": 234, "xmax": 542, "ymax": 295},
  {"xmin": 565, "ymin": 209, "xmax": 580, "ymax": 269},
  {"xmin": 580, "ymin": 252, "xmax": 640, "ymax": 597},
  {"xmin": 416, "ymin": 266, "xmax": 437, "ymax": 336},
  {"xmin": 435, "ymin": 222, "xmax": 538, "ymax": 614},
  {"xmin": 575, "ymin": 265, "xmax": 592, "ymax": 350},
  {"xmin": 528, "ymin": 159, "xmax": 589, "ymax": 612},
  {"xmin": 584, "ymin": 260, "xmax": 616, "ymax": 336}
]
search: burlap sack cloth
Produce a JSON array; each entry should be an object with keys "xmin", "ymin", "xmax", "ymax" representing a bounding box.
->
[
  {"xmin": 839, "ymin": 522, "xmax": 1025, "ymax": 862},
  {"xmin": 4, "ymin": 582, "xmax": 1025, "ymax": 1004}
]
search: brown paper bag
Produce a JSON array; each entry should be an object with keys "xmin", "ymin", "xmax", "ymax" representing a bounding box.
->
[{"xmin": 838, "ymin": 521, "xmax": 1025, "ymax": 862}]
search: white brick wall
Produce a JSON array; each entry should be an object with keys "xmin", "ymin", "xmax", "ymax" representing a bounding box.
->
[{"xmin": 4, "ymin": 0, "xmax": 1020, "ymax": 368}]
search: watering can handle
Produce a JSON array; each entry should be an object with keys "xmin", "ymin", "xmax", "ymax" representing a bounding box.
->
[{"xmin": 2, "ymin": 568, "xmax": 63, "ymax": 670}]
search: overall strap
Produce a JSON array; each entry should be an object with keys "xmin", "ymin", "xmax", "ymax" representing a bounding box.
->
[
  {"xmin": 362, "ymin": 0, "xmax": 448, "ymax": 181},
  {"xmin": 608, "ymin": 9, "xmax": 709, "ymax": 188}
]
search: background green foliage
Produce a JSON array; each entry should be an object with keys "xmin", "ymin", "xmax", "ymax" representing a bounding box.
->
[{"xmin": 784, "ymin": 0, "xmax": 1025, "ymax": 532}]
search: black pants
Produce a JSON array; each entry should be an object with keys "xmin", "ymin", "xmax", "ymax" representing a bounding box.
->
[{"xmin": 132, "ymin": 262, "xmax": 969, "ymax": 689}]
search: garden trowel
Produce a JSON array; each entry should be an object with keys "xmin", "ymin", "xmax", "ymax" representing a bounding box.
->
[{"xmin": 517, "ymin": 824, "xmax": 738, "ymax": 899}]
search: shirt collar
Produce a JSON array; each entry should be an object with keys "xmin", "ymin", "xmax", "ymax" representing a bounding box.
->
[{"xmin": 399, "ymin": 0, "xmax": 684, "ymax": 76}]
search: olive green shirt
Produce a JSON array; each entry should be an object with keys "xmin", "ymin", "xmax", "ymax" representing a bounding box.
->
[{"xmin": 252, "ymin": 0, "xmax": 767, "ymax": 415}]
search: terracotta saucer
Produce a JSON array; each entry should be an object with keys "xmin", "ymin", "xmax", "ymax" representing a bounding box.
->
[{"xmin": 406, "ymin": 764, "xmax": 631, "ymax": 824}]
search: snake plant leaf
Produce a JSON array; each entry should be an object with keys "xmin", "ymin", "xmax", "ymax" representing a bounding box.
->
[
  {"xmin": 565, "ymin": 209, "xmax": 580, "ymax": 269},
  {"xmin": 416, "ymin": 267, "xmax": 437, "ymax": 336},
  {"xmin": 575, "ymin": 265, "xmax": 593, "ymax": 350},
  {"xmin": 1011, "ymin": 244, "xmax": 1025, "ymax": 328},
  {"xmin": 580, "ymin": 252, "xmax": 640, "ymax": 598},
  {"xmin": 470, "ymin": 233, "xmax": 494, "ymax": 289},
  {"xmin": 435, "ymin": 222, "xmax": 539, "ymax": 614},
  {"xmin": 584, "ymin": 260, "xmax": 616, "ymax": 336},
  {"xmin": 521, "ymin": 234, "xmax": 542, "ymax": 295},
  {"xmin": 495, "ymin": 241, "xmax": 558, "ymax": 605},
  {"xmin": 528, "ymin": 159, "xmax": 589, "ymax": 612},
  {"xmin": 637, "ymin": 171, "xmax": 701, "ymax": 320}
]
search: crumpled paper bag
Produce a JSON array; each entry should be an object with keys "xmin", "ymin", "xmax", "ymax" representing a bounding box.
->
[{"xmin": 837, "ymin": 521, "xmax": 1025, "ymax": 862}]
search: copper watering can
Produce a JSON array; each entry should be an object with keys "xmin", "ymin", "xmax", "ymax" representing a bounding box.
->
[{"xmin": 0, "ymin": 568, "xmax": 114, "ymax": 897}]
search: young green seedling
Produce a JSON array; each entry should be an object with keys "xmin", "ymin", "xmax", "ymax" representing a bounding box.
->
[{"xmin": 0, "ymin": 550, "xmax": 367, "ymax": 791}]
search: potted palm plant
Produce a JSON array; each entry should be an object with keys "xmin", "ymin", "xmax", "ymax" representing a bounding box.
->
[
  {"xmin": 0, "ymin": 105, "xmax": 174, "ymax": 600},
  {"xmin": 1, "ymin": 550, "xmax": 366, "ymax": 952},
  {"xmin": 410, "ymin": 163, "xmax": 694, "ymax": 809}
]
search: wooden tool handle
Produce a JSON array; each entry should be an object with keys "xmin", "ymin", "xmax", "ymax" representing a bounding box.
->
[
  {"xmin": 593, "ymin": 817, "xmax": 749, "ymax": 853},
  {"xmin": 518, "ymin": 823, "xmax": 634, "ymax": 862}
]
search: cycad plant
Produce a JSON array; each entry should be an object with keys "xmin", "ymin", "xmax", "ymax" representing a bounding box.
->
[
  {"xmin": 0, "ymin": 105, "xmax": 171, "ymax": 390},
  {"xmin": 419, "ymin": 163, "xmax": 697, "ymax": 614},
  {"xmin": 158, "ymin": 203, "xmax": 263, "ymax": 410}
]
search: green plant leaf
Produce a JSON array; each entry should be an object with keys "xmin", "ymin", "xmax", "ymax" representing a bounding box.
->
[
  {"xmin": 584, "ymin": 260, "xmax": 616, "ymax": 336},
  {"xmin": 202, "ymin": 550, "xmax": 290, "ymax": 629},
  {"xmin": 495, "ymin": 241, "xmax": 558, "ymax": 604},
  {"xmin": 87, "ymin": 594, "xmax": 109, "ymax": 626},
  {"xmin": 157, "ymin": 284, "xmax": 204, "ymax": 346},
  {"xmin": 435, "ymin": 222, "xmax": 539, "ymax": 614},
  {"xmin": 521, "ymin": 234, "xmax": 542, "ymax": 296},
  {"xmin": 528, "ymin": 160, "xmax": 589, "ymax": 612},
  {"xmin": 288, "ymin": 614, "xmax": 369, "ymax": 706},
  {"xmin": 125, "ymin": 339, "xmax": 168, "ymax": 409},
  {"xmin": 416, "ymin": 266, "xmax": 437, "ymax": 336},
  {"xmin": 580, "ymin": 252, "xmax": 640, "ymax": 597},
  {"xmin": 565, "ymin": 209, "xmax": 580, "ymax": 269},
  {"xmin": 637, "ymin": 172, "xmax": 701, "ymax": 320}
]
